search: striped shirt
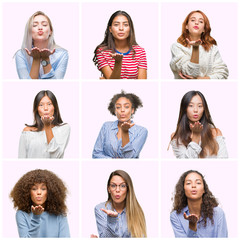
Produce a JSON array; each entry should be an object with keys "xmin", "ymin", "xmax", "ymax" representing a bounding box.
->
[{"xmin": 96, "ymin": 45, "xmax": 147, "ymax": 79}]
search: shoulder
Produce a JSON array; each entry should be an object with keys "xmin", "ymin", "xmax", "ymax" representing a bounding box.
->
[
  {"xmin": 54, "ymin": 48, "xmax": 68, "ymax": 58},
  {"xmin": 171, "ymin": 132, "xmax": 176, "ymax": 139},
  {"xmin": 211, "ymin": 128, "xmax": 223, "ymax": 137},
  {"xmin": 23, "ymin": 126, "xmax": 38, "ymax": 132},
  {"xmin": 171, "ymin": 42, "xmax": 185, "ymax": 50},
  {"xmin": 58, "ymin": 123, "xmax": 70, "ymax": 130},
  {"xmin": 213, "ymin": 206, "xmax": 225, "ymax": 218},
  {"xmin": 16, "ymin": 210, "xmax": 28, "ymax": 219},
  {"xmin": 133, "ymin": 124, "xmax": 148, "ymax": 133},
  {"xmin": 132, "ymin": 45, "xmax": 146, "ymax": 53},
  {"xmin": 95, "ymin": 202, "xmax": 107, "ymax": 211}
]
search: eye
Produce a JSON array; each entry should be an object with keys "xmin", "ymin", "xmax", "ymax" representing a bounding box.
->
[
  {"xmin": 110, "ymin": 184, "xmax": 116, "ymax": 188},
  {"xmin": 120, "ymin": 184, "xmax": 126, "ymax": 188}
]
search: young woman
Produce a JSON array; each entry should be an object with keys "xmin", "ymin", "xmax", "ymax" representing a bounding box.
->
[
  {"xmin": 15, "ymin": 11, "xmax": 68, "ymax": 79},
  {"xmin": 18, "ymin": 90, "xmax": 70, "ymax": 158},
  {"xmin": 93, "ymin": 10, "xmax": 147, "ymax": 79},
  {"xmin": 10, "ymin": 169, "xmax": 70, "ymax": 237},
  {"xmin": 170, "ymin": 90, "xmax": 228, "ymax": 158},
  {"xmin": 170, "ymin": 170, "xmax": 228, "ymax": 237},
  {"xmin": 94, "ymin": 170, "xmax": 146, "ymax": 237},
  {"xmin": 170, "ymin": 10, "xmax": 228, "ymax": 79},
  {"xmin": 92, "ymin": 90, "xmax": 148, "ymax": 158}
]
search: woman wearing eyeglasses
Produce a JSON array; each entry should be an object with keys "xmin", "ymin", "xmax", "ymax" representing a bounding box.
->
[{"xmin": 93, "ymin": 170, "xmax": 146, "ymax": 238}]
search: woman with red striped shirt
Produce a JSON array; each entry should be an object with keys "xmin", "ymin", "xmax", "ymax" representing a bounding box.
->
[{"xmin": 93, "ymin": 11, "xmax": 147, "ymax": 79}]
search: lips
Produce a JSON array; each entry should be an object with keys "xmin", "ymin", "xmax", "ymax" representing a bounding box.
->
[
  {"xmin": 193, "ymin": 26, "xmax": 199, "ymax": 30},
  {"xmin": 118, "ymin": 33, "xmax": 124, "ymax": 37},
  {"xmin": 115, "ymin": 195, "xmax": 121, "ymax": 199},
  {"xmin": 193, "ymin": 114, "xmax": 199, "ymax": 118},
  {"xmin": 38, "ymin": 31, "xmax": 43, "ymax": 35},
  {"xmin": 191, "ymin": 190, "xmax": 197, "ymax": 194}
]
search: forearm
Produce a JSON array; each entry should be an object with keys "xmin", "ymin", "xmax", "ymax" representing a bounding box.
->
[
  {"xmin": 42, "ymin": 57, "xmax": 52, "ymax": 74},
  {"xmin": 29, "ymin": 59, "xmax": 41, "ymax": 79},
  {"xmin": 44, "ymin": 125, "xmax": 54, "ymax": 144},
  {"xmin": 109, "ymin": 60, "xmax": 122, "ymax": 79},
  {"xmin": 190, "ymin": 46, "xmax": 199, "ymax": 64},
  {"xmin": 121, "ymin": 130, "xmax": 130, "ymax": 147}
]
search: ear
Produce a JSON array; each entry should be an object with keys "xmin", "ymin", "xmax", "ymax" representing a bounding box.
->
[
  {"xmin": 131, "ymin": 108, "xmax": 135, "ymax": 115},
  {"xmin": 109, "ymin": 26, "xmax": 112, "ymax": 33},
  {"xmin": 108, "ymin": 186, "xmax": 111, "ymax": 193},
  {"xmin": 186, "ymin": 25, "xmax": 188, "ymax": 30}
]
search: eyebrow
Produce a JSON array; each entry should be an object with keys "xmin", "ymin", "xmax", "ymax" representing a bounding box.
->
[
  {"xmin": 110, "ymin": 181, "xmax": 126, "ymax": 184},
  {"xmin": 113, "ymin": 21, "xmax": 129, "ymax": 23},
  {"xmin": 185, "ymin": 178, "xmax": 202, "ymax": 182},
  {"xmin": 190, "ymin": 17, "xmax": 204, "ymax": 21},
  {"xmin": 33, "ymin": 21, "xmax": 48, "ymax": 24},
  {"xmin": 115, "ymin": 103, "xmax": 130, "ymax": 106}
]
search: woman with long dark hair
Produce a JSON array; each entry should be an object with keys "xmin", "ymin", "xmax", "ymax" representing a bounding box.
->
[
  {"xmin": 10, "ymin": 169, "xmax": 70, "ymax": 237},
  {"xmin": 18, "ymin": 90, "xmax": 70, "ymax": 158},
  {"xmin": 170, "ymin": 170, "xmax": 228, "ymax": 237},
  {"xmin": 170, "ymin": 10, "xmax": 228, "ymax": 79},
  {"xmin": 170, "ymin": 90, "xmax": 228, "ymax": 158},
  {"xmin": 94, "ymin": 170, "xmax": 146, "ymax": 237},
  {"xmin": 15, "ymin": 11, "xmax": 68, "ymax": 79},
  {"xmin": 93, "ymin": 10, "xmax": 147, "ymax": 79}
]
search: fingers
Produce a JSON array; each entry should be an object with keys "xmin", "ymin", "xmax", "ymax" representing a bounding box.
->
[
  {"xmin": 90, "ymin": 234, "xmax": 98, "ymax": 238},
  {"xmin": 25, "ymin": 48, "xmax": 31, "ymax": 56},
  {"xmin": 100, "ymin": 208, "xmax": 108, "ymax": 214},
  {"xmin": 100, "ymin": 208, "xmax": 118, "ymax": 217}
]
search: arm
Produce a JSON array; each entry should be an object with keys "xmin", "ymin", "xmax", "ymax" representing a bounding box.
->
[
  {"xmin": 216, "ymin": 209, "xmax": 228, "ymax": 237},
  {"xmin": 15, "ymin": 50, "xmax": 32, "ymax": 79},
  {"xmin": 137, "ymin": 47, "xmax": 147, "ymax": 79},
  {"xmin": 18, "ymin": 132, "xmax": 27, "ymax": 158},
  {"xmin": 16, "ymin": 211, "xmax": 41, "ymax": 238},
  {"xmin": 92, "ymin": 123, "xmax": 112, "ymax": 158},
  {"xmin": 216, "ymin": 136, "xmax": 228, "ymax": 158},
  {"xmin": 45, "ymin": 124, "xmax": 71, "ymax": 158},
  {"xmin": 117, "ymin": 127, "xmax": 148, "ymax": 158},
  {"xmin": 59, "ymin": 216, "xmax": 70, "ymax": 237},
  {"xmin": 94, "ymin": 206, "xmax": 120, "ymax": 238}
]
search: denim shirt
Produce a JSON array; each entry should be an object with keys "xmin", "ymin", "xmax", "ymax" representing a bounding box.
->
[
  {"xmin": 15, "ymin": 48, "xmax": 68, "ymax": 79},
  {"xmin": 95, "ymin": 202, "xmax": 130, "ymax": 238},
  {"xmin": 92, "ymin": 121, "xmax": 148, "ymax": 158},
  {"xmin": 170, "ymin": 206, "xmax": 228, "ymax": 237}
]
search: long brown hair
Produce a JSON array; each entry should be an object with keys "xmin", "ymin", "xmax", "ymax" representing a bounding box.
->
[
  {"xmin": 106, "ymin": 170, "xmax": 147, "ymax": 237},
  {"xmin": 177, "ymin": 10, "xmax": 217, "ymax": 51},
  {"xmin": 171, "ymin": 91, "xmax": 218, "ymax": 158}
]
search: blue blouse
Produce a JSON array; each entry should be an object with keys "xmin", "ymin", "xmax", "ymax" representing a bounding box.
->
[
  {"xmin": 170, "ymin": 206, "xmax": 228, "ymax": 238},
  {"xmin": 15, "ymin": 48, "xmax": 68, "ymax": 79},
  {"xmin": 92, "ymin": 121, "xmax": 148, "ymax": 158},
  {"xmin": 95, "ymin": 202, "xmax": 130, "ymax": 238},
  {"xmin": 16, "ymin": 210, "xmax": 70, "ymax": 238}
]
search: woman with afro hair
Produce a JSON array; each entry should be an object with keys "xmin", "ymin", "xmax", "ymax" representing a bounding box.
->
[
  {"xmin": 10, "ymin": 169, "xmax": 70, "ymax": 237},
  {"xmin": 170, "ymin": 170, "xmax": 228, "ymax": 237},
  {"xmin": 92, "ymin": 90, "xmax": 148, "ymax": 158}
]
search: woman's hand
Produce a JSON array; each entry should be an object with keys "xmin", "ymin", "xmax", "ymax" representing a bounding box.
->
[
  {"xmin": 31, "ymin": 205, "xmax": 44, "ymax": 215},
  {"xmin": 90, "ymin": 234, "xmax": 98, "ymax": 238},
  {"xmin": 40, "ymin": 48, "xmax": 55, "ymax": 60},
  {"xmin": 184, "ymin": 212, "xmax": 199, "ymax": 231},
  {"xmin": 41, "ymin": 115, "xmax": 54, "ymax": 126},
  {"xmin": 109, "ymin": 53, "xmax": 123, "ymax": 63},
  {"xmin": 120, "ymin": 122, "xmax": 135, "ymax": 133},
  {"xmin": 186, "ymin": 38, "xmax": 202, "ymax": 47},
  {"xmin": 189, "ymin": 121, "xmax": 203, "ymax": 144},
  {"xmin": 101, "ymin": 208, "xmax": 118, "ymax": 217},
  {"xmin": 179, "ymin": 72, "xmax": 194, "ymax": 79},
  {"xmin": 25, "ymin": 47, "xmax": 41, "ymax": 59}
]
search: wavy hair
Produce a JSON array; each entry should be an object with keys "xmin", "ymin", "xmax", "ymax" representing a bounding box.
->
[
  {"xmin": 171, "ymin": 90, "xmax": 218, "ymax": 158},
  {"xmin": 93, "ymin": 10, "xmax": 138, "ymax": 65},
  {"xmin": 172, "ymin": 170, "xmax": 218, "ymax": 227},
  {"xmin": 10, "ymin": 169, "xmax": 68, "ymax": 215},
  {"xmin": 177, "ymin": 10, "xmax": 217, "ymax": 51},
  {"xmin": 106, "ymin": 170, "xmax": 147, "ymax": 237},
  {"xmin": 26, "ymin": 90, "xmax": 63, "ymax": 131}
]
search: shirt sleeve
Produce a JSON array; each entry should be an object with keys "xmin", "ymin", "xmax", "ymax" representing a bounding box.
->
[
  {"xmin": 15, "ymin": 50, "xmax": 32, "ymax": 79},
  {"xmin": 170, "ymin": 43, "xmax": 200, "ymax": 78},
  {"xmin": 18, "ymin": 132, "xmax": 28, "ymax": 158},
  {"xmin": 92, "ymin": 123, "xmax": 112, "ymax": 159},
  {"xmin": 59, "ymin": 216, "xmax": 71, "ymax": 237},
  {"xmin": 96, "ymin": 49, "xmax": 110, "ymax": 70},
  {"xmin": 216, "ymin": 136, "xmax": 228, "ymax": 158},
  {"xmin": 216, "ymin": 209, "xmax": 228, "ymax": 237},
  {"xmin": 208, "ymin": 47, "xmax": 229, "ymax": 79},
  {"xmin": 16, "ymin": 211, "xmax": 41, "ymax": 238},
  {"xmin": 94, "ymin": 206, "xmax": 120, "ymax": 237},
  {"xmin": 138, "ymin": 47, "xmax": 147, "ymax": 70},
  {"xmin": 170, "ymin": 212, "xmax": 199, "ymax": 238},
  {"xmin": 171, "ymin": 139, "xmax": 202, "ymax": 158},
  {"xmin": 117, "ymin": 127, "xmax": 148, "ymax": 158},
  {"xmin": 45, "ymin": 124, "xmax": 71, "ymax": 158}
]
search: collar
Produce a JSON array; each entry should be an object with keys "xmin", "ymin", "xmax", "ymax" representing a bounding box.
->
[{"xmin": 114, "ymin": 48, "xmax": 131, "ymax": 56}]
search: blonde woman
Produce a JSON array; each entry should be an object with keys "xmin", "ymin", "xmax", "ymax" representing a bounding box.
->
[
  {"xmin": 15, "ymin": 11, "xmax": 68, "ymax": 79},
  {"xmin": 93, "ymin": 170, "xmax": 146, "ymax": 238}
]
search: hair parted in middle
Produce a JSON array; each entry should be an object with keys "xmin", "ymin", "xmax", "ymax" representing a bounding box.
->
[
  {"xmin": 108, "ymin": 90, "xmax": 143, "ymax": 116},
  {"xmin": 26, "ymin": 90, "xmax": 63, "ymax": 131},
  {"xmin": 177, "ymin": 10, "xmax": 217, "ymax": 51},
  {"xmin": 172, "ymin": 170, "xmax": 218, "ymax": 227},
  {"xmin": 106, "ymin": 170, "xmax": 147, "ymax": 237},
  {"xmin": 10, "ymin": 169, "xmax": 68, "ymax": 215},
  {"xmin": 93, "ymin": 10, "xmax": 138, "ymax": 65},
  {"xmin": 171, "ymin": 90, "xmax": 218, "ymax": 158}
]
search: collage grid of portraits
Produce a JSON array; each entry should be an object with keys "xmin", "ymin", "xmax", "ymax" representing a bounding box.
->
[{"xmin": 0, "ymin": 0, "xmax": 239, "ymax": 238}]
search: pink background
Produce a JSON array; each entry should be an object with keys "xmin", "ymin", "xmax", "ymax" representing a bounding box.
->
[
  {"xmin": 2, "ymin": 160, "xmax": 80, "ymax": 237},
  {"xmin": 161, "ymin": 160, "xmax": 238, "ymax": 237},
  {"xmin": 161, "ymin": 81, "xmax": 238, "ymax": 158},
  {"xmin": 81, "ymin": 81, "xmax": 159, "ymax": 158},
  {"xmin": 81, "ymin": 2, "xmax": 159, "ymax": 79},
  {"xmin": 2, "ymin": 81, "xmax": 79, "ymax": 158},
  {"xmin": 81, "ymin": 160, "xmax": 159, "ymax": 237},
  {"xmin": 2, "ymin": 2, "xmax": 79, "ymax": 79},
  {"xmin": 161, "ymin": 2, "xmax": 238, "ymax": 79}
]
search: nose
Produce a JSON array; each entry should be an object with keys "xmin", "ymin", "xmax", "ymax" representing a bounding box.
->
[
  {"xmin": 38, "ymin": 24, "xmax": 43, "ymax": 30},
  {"xmin": 44, "ymin": 104, "xmax": 48, "ymax": 111},
  {"xmin": 115, "ymin": 185, "xmax": 120, "ymax": 192},
  {"xmin": 193, "ymin": 106, "xmax": 198, "ymax": 112},
  {"xmin": 37, "ymin": 188, "xmax": 41, "ymax": 194},
  {"xmin": 121, "ymin": 107, "xmax": 125, "ymax": 112},
  {"xmin": 119, "ymin": 23, "xmax": 123, "ymax": 30}
]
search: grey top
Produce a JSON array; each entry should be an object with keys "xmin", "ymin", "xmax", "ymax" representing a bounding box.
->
[
  {"xmin": 18, "ymin": 124, "xmax": 70, "ymax": 158},
  {"xmin": 171, "ymin": 136, "xmax": 228, "ymax": 158}
]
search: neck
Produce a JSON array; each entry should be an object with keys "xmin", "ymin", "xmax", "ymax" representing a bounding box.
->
[
  {"xmin": 187, "ymin": 198, "xmax": 202, "ymax": 217},
  {"xmin": 113, "ymin": 201, "xmax": 125, "ymax": 213},
  {"xmin": 114, "ymin": 39, "xmax": 129, "ymax": 53},
  {"xmin": 34, "ymin": 40, "xmax": 49, "ymax": 49}
]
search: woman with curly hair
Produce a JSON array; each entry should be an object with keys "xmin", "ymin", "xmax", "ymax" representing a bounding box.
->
[
  {"xmin": 10, "ymin": 169, "xmax": 70, "ymax": 237},
  {"xmin": 15, "ymin": 11, "xmax": 68, "ymax": 79},
  {"xmin": 170, "ymin": 170, "xmax": 228, "ymax": 237},
  {"xmin": 94, "ymin": 170, "xmax": 146, "ymax": 237},
  {"xmin": 93, "ymin": 10, "xmax": 147, "ymax": 79},
  {"xmin": 18, "ymin": 90, "xmax": 70, "ymax": 158},
  {"xmin": 170, "ymin": 90, "xmax": 228, "ymax": 158},
  {"xmin": 170, "ymin": 10, "xmax": 228, "ymax": 79},
  {"xmin": 92, "ymin": 90, "xmax": 148, "ymax": 158}
]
